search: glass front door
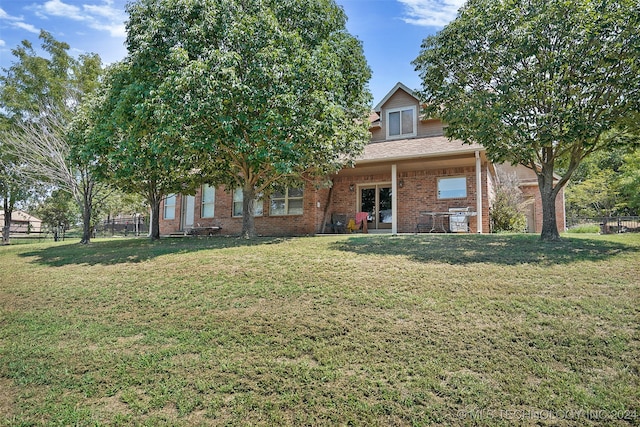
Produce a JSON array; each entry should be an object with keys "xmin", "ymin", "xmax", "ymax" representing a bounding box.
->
[{"xmin": 360, "ymin": 185, "xmax": 392, "ymax": 229}]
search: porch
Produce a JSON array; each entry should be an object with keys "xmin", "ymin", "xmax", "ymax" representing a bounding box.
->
[{"xmin": 324, "ymin": 149, "xmax": 489, "ymax": 234}]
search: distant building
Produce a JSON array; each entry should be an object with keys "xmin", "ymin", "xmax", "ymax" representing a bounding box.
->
[{"xmin": 0, "ymin": 210, "xmax": 43, "ymax": 233}]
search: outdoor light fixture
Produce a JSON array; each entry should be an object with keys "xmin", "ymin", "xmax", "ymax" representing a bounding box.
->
[
  {"xmin": 399, "ymin": 180, "xmax": 404, "ymax": 188},
  {"xmin": 349, "ymin": 184, "xmax": 355, "ymax": 192}
]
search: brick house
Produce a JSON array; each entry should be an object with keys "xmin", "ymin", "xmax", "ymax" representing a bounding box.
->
[{"xmin": 159, "ymin": 82, "xmax": 565, "ymax": 236}]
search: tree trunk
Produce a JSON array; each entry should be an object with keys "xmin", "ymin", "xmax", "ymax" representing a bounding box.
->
[
  {"xmin": 2, "ymin": 198, "xmax": 11, "ymax": 245},
  {"xmin": 80, "ymin": 192, "xmax": 92, "ymax": 244},
  {"xmin": 537, "ymin": 163, "xmax": 561, "ymax": 242},
  {"xmin": 150, "ymin": 198, "xmax": 161, "ymax": 240},
  {"xmin": 241, "ymin": 183, "xmax": 257, "ymax": 239}
]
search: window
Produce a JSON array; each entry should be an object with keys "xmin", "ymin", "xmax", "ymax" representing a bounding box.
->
[
  {"xmin": 201, "ymin": 184, "xmax": 215, "ymax": 218},
  {"xmin": 164, "ymin": 194, "xmax": 176, "ymax": 220},
  {"xmin": 233, "ymin": 188, "xmax": 263, "ymax": 217},
  {"xmin": 438, "ymin": 177, "xmax": 467, "ymax": 199},
  {"xmin": 387, "ymin": 106, "xmax": 416, "ymax": 139},
  {"xmin": 270, "ymin": 187, "xmax": 304, "ymax": 215}
]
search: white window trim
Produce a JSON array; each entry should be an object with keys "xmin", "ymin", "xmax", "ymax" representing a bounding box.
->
[
  {"xmin": 201, "ymin": 184, "xmax": 215, "ymax": 218},
  {"xmin": 163, "ymin": 194, "xmax": 176, "ymax": 220},
  {"xmin": 386, "ymin": 105, "xmax": 417, "ymax": 140},
  {"xmin": 437, "ymin": 176, "xmax": 468, "ymax": 200},
  {"xmin": 232, "ymin": 188, "xmax": 263, "ymax": 217}
]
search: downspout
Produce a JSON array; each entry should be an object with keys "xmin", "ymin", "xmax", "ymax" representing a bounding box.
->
[
  {"xmin": 392, "ymin": 164, "xmax": 398, "ymax": 235},
  {"xmin": 475, "ymin": 151, "xmax": 483, "ymax": 233}
]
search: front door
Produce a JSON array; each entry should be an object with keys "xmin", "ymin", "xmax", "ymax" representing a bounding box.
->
[
  {"xmin": 360, "ymin": 185, "xmax": 392, "ymax": 230},
  {"xmin": 182, "ymin": 195, "xmax": 195, "ymax": 231}
]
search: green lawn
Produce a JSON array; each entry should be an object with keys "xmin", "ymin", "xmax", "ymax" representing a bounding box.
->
[{"xmin": 1, "ymin": 234, "xmax": 638, "ymax": 426}]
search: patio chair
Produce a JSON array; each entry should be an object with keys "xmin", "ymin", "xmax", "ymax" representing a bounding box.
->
[{"xmin": 327, "ymin": 213, "xmax": 347, "ymax": 233}]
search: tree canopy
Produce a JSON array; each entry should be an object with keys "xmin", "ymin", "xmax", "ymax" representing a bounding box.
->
[
  {"xmin": 1, "ymin": 31, "xmax": 105, "ymax": 244},
  {"xmin": 566, "ymin": 145, "xmax": 640, "ymax": 218},
  {"xmin": 72, "ymin": 58, "xmax": 199, "ymax": 240},
  {"xmin": 86, "ymin": 0, "xmax": 371, "ymax": 239},
  {"xmin": 414, "ymin": 0, "xmax": 640, "ymax": 241}
]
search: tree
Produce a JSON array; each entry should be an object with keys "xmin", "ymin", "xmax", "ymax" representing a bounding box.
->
[
  {"xmin": 413, "ymin": 0, "xmax": 640, "ymax": 241},
  {"xmin": 614, "ymin": 148, "xmax": 640, "ymax": 215},
  {"xmin": 34, "ymin": 189, "xmax": 77, "ymax": 236},
  {"xmin": 122, "ymin": 0, "xmax": 372, "ymax": 239},
  {"xmin": 6, "ymin": 107, "xmax": 108, "ymax": 244},
  {"xmin": 0, "ymin": 144, "xmax": 28, "ymax": 244},
  {"xmin": 0, "ymin": 31, "xmax": 106, "ymax": 244},
  {"xmin": 72, "ymin": 60, "xmax": 201, "ymax": 240}
]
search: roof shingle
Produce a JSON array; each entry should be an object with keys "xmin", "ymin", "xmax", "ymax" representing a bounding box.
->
[{"xmin": 357, "ymin": 136, "xmax": 483, "ymax": 163}]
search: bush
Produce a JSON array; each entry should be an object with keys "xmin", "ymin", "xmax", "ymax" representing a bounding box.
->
[{"xmin": 491, "ymin": 170, "xmax": 528, "ymax": 233}]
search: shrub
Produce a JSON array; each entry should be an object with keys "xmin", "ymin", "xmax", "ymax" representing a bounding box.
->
[{"xmin": 491, "ymin": 170, "xmax": 528, "ymax": 233}]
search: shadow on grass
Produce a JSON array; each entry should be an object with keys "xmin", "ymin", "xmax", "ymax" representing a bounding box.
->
[
  {"xmin": 19, "ymin": 236, "xmax": 291, "ymax": 267},
  {"xmin": 332, "ymin": 233, "xmax": 637, "ymax": 266}
]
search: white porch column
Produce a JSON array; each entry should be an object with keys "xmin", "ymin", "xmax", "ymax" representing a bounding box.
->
[
  {"xmin": 475, "ymin": 151, "xmax": 483, "ymax": 233},
  {"xmin": 392, "ymin": 163, "xmax": 398, "ymax": 235}
]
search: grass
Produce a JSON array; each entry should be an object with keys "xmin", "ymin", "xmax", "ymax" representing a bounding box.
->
[
  {"xmin": 566, "ymin": 224, "xmax": 601, "ymax": 234},
  {"xmin": 1, "ymin": 233, "xmax": 639, "ymax": 426}
]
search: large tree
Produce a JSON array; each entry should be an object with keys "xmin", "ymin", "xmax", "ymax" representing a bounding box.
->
[
  {"xmin": 413, "ymin": 0, "xmax": 640, "ymax": 241},
  {"xmin": 123, "ymin": 0, "xmax": 372, "ymax": 239},
  {"xmin": 0, "ymin": 31, "xmax": 105, "ymax": 244},
  {"xmin": 72, "ymin": 59, "xmax": 202, "ymax": 240}
]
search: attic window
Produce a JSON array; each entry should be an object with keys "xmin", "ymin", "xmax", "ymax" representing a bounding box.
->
[{"xmin": 386, "ymin": 106, "xmax": 417, "ymax": 139}]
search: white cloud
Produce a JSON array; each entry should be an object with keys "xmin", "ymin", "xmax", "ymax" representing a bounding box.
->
[
  {"xmin": 41, "ymin": 0, "xmax": 84, "ymax": 20},
  {"xmin": 14, "ymin": 21, "xmax": 41, "ymax": 34},
  {"xmin": 398, "ymin": 0, "xmax": 465, "ymax": 27},
  {"xmin": 35, "ymin": 0, "xmax": 126, "ymax": 38},
  {"xmin": 0, "ymin": 6, "xmax": 40, "ymax": 33},
  {"xmin": 0, "ymin": 39, "xmax": 6, "ymax": 47},
  {"xmin": 0, "ymin": 7, "xmax": 19, "ymax": 21}
]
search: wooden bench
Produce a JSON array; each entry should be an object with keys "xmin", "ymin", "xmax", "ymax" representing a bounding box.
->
[{"xmin": 187, "ymin": 226, "xmax": 222, "ymax": 236}]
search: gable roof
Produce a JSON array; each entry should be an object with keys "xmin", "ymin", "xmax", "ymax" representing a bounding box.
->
[
  {"xmin": 0, "ymin": 210, "xmax": 42, "ymax": 223},
  {"xmin": 373, "ymin": 82, "xmax": 419, "ymax": 112}
]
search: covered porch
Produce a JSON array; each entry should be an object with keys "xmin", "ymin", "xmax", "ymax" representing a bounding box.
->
[{"xmin": 323, "ymin": 148, "xmax": 491, "ymax": 234}]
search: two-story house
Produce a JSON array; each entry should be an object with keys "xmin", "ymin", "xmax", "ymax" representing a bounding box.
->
[{"xmin": 159, "ymin": 83, "xmax": 565, "ymax": 236}]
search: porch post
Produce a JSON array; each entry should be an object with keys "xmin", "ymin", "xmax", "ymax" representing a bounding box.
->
[
  {"xmin": 392, "ymin": 163, "xmax": 398, "ymax": 235},
  {"xmin": 475, "ymin": 151, "xmax": 483, "ymax": 233}
]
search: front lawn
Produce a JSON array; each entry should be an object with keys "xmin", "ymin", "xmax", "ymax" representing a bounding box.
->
[{"xmin": 1, "ymin": 234, "xmax": 638, "ymax": 426}]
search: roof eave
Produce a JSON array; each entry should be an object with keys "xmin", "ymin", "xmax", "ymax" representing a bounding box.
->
[
  {"xmin": 356, "ymin": 147, "xmax": 485, "ymax": 164},
  {"xmin": 374, "ymin": 82, "xmax": 419, "ymax": 112}
]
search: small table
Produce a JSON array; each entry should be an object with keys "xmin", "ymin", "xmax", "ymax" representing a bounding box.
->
[{"xmin": 418, "ymin": 212, "xmax": 450, "ymax": 233}]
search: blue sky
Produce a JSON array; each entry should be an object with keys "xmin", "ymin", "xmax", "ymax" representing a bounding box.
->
[{"xmin": 0, "ymin": 0, "xmax": 464, "ymax": 104}]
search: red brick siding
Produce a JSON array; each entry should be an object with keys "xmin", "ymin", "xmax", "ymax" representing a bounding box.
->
[
  {"xmin": 520, "ymin": 185, "xmax": 566, "ymax": 233},
  {"xmin": 160, "ymin": 184, "xmax": 323, "ymax": 236},
  {"xmin": 328, "ymin": 163, "xmax": 492, "ymax": 233}
]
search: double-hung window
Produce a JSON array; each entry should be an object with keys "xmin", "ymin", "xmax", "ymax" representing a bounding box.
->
[
  {"xmin": 163, "ymin": 194, "xmax": 176, "ymax": 220},
  {"xmin": 270, "ymin": 187, "xmax": 304, "ymax": 215},
  {"xmin": 387, "ymin": 106, "xmax": 417, "ymax": 139},
  {"xmin": 232, "ymin": 188, "xmax": 263, "ymax": 217},
  {"xmin": 201, "ymin": 184, "xmax": 215, "ymax": 218}
]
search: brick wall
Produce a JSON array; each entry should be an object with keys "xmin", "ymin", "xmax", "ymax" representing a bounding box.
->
[
  {"xmin": 159, "ymin": 160, "xmax": 504, "ymax": 236},
  {"xmin": 328, "ymin": 163, "xmax": 492, "ymax": 233},
  {"xmin": 160, "ymin": 184, "xmax": 325, "ymax": 237},
  {"xmin": 521, "ymin": 185, "xmax": 566, "ymax": 233}
]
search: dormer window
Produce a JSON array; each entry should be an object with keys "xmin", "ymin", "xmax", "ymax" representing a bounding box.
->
[{"xmin": 386, "ymin": 106, "xmax": 417, "ymax": 139}]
